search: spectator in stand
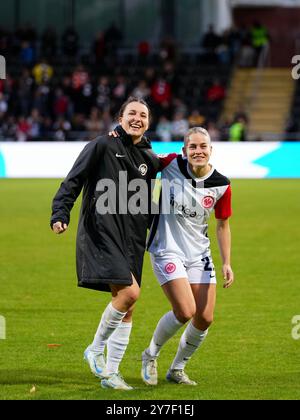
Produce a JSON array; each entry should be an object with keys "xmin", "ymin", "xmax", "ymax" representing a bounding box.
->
[
  {"xmin": 219, "ymin": 119, "xmax": 231, "ymax": 142},
  {"xmin": 144, "ymin": 67, "xmax": 156, "ymax": 88},
  {"xmin": 53, "ymin": 88, "xmax": 70, "ymax": 118},
  {"xmin": 62, "ymin": 26, "xmax": 79, "ymax": 57},
  {"xmin": 138, "ymin": 40, "xmax": 151, "ymax": 64},
  {"xmin": 16, "ymin": 116, "xmax": 31, "ymax": 141},
  {"xmin": 32, "ymin": 84, "xmax": 51, "ymax": 117},
  {"xmin": 20, "ymin": 41, "xmax": 35, "ymax": 66},
  {"xmin": 95, "ymin": 76, "xmax": 111, "ymax": 111},
  {"xmin": 151, "ymin": 77, "xmax": 172, "ymax": 105},
  {"xmin": 40, "ymin": 116, "xmax": 54, "ymax": 140},
  {"xmin": 207, "ymin": 121, "xmax": 221, "ymax": 142},
  {"xmin": 250, "ymin": 21, "xmax": 269, "ymax": 65},
  {"xmin": 101, "ymin": 110, "xmax": 114, "ymax": 133},
  {"xmin": 85, "ymin": 107, "xmax": 102, "ymax": 134},
  {"xmin": 163, "ymin": 61, "xmax": 178, "ymax": 95},
  {"xmin": 61, "ymin": 75, "xmax": 73, "ymax": 99},
  {"xmin": 188, "ymin": 109, "xmax": 206, "ymax": 128},
  {"xmin": 71, "ymin": 65, "xmax": 89, "ymax": 91},
  {"xmin": 32, "ymin": 59, "xmax": 54, "ymax": 85},
  {"xmin": 16, "ymin": 24, "xmax": 37, "ymax": 53},
  {"xmin": 234, "ymin": 110, "xmax": 249, "ymax": 125},
  {"xmin": 171, "ymin": 111, "xmax": 189, "ymax": 141},
  {"xmin": 159, "ymin": 100, "xmax": 173, "ymax": 122},
  {"xmin": 0, "ymin": 115, "xmax": 17, "ymax": 141},
  {"xmin": 217, "ymin": 38, "xmax": 231, "ymax": 66},
  {"xmin": 81, "ymin": 81, "xmax": 93, "ymax": 116},
  {"xmin": 172, "ymin": 98, "xmax": 188, "ymax": 117},
  {"xmin": 112, "ymin": 75, "xmax": 128, "ymax": 107},
  {"xmin": 27, "ymin": 108, "xmax": 42, "ymax": 140},
  {"xmin": 156, "ymin": 115, "xmax": 172, "ymax": 142},
  {"xmin": 18, "ymin": 70, "xmax": 34, "ymax": 117},
  {"xmin": 0, "ymin": 92, "xmax": 8, "ymax": 119},
  {"xmin": 226, "ymin": 26, "xmax": 244, "ymax": 63},
  {"xmin": 206, "ymin": 79, "xmax": 226, "ymax": 103},
  {"xmin": 53, "ymin": 116, "xmax": 72, "ymax": 141},
  {"xmin": 71, "ymin": 65, "xmax": 91, "ymax": 114},
  {"xmin": 131, "ymin": 80, "xmax": 150, "ymax": 100},
  {"xmin": 72, "ymin": 113, "xmax": 86, "ymax": 134},
  {"xmin": 41, "ymin": 27, "xmax": 57, "ymax": 59},
  {"xmin": 229, "ymin": 116, "xmax": 247, "ymax": 142},
  {"xmin": 238, "ymin": 34, "xmax": 255, "ymax": 68}
]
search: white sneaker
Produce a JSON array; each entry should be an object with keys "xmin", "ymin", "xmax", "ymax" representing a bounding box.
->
[
  {"xmin": 83, "ymin": 346, "xmax": 109, "ymax": 379},
  {"xmin": 141, "ymin": 350, "xmax": 158, "ymax": 385},
  {"xmin": 101, "ymin": 373, "xmax": 133, "ymax": 390},
  {"xmin": 166, "ymin": 369, "xmax": 197, "ymax": 386}
]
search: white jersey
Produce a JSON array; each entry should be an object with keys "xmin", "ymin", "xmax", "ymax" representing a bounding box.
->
[{"xmin": 148, "ymin": 154, "xmax": 232, "ymax": 263}]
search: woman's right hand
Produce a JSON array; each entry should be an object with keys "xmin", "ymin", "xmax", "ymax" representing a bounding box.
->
[
  {"xmin": 52, "ymin": 221, "xmax": 68, "ymax": 234},
  {"xmin": 109, "ymin": 130, "xmax": 119, "ymax": 138}
]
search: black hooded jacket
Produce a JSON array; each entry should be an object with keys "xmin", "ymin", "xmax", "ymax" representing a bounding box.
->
[{"xmin": 51, "ymin": 126, "xmax": 161, "ymax": 292}]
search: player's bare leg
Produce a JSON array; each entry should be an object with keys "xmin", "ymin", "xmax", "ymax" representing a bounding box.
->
[
  {"xmin": 110, "ymin": 276, "xmax": 140, "ymax": 314},
  {"xmin": 162, "ymin": 278, "xmax": 196, "ymax": 324},
  {"xmin": 191, "ymin": 283, "xmax": 216, "ymax": 331}
]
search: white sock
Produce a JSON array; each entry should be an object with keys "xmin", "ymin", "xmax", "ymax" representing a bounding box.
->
[
  {"xmin": 148, "ymin": 311, "xmax": 184, "ymax": 358},
  {"xmin": 171, "ymin": 322, "xmax": 208, "ymax": 370},
  {"xmin": 90, "ymin": 302, "xmax": 127, "ymax": 353},
  {"xmin": 106, "ymin": 322, "xmax": 132, "ymax": 374}
]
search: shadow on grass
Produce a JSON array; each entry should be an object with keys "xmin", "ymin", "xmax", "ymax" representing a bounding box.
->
[
  {"xmin": 0, "ymin": 369, "xmax": 170, "ymax": 391},
  {"xmin": 0, "ymin": 368, "xmax": 92, "ymax": 386}
]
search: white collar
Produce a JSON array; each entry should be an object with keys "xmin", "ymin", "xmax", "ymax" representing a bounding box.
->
[{"xmin": 186, "ymin": 162, "xmax": 214, "ymax": 182}]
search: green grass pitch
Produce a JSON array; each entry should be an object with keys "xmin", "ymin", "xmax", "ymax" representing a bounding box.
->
[{"xmin": 0, "ymin": 178, "xmax": 300, "ymax": 400}]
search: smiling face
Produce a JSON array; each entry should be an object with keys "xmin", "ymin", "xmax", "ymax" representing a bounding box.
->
[
  {"xmin": 183, "ymin": 130, "xmax": 212, "ymax": 170},
  {"xmin": 119, "ymin": 101, "xmax": 150, "ymax": 143}
]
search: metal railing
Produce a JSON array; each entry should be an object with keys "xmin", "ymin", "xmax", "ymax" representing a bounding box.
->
[{"xmin": 246, "ymin": 42, "xmax": 271, "ymax": 115}]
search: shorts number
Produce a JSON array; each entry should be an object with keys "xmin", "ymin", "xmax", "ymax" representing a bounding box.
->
[{"xmin": 201, "ymin": 256, "xmax": 213, "ymax": 272}]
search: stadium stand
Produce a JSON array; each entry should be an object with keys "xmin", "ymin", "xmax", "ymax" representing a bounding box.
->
[
  {"xmin": 0, "ymin": 24, "xmax": 234, "ymax": 142},
  {"xmin": 0, "ymin": 16, "xmax": 295, "ymax": 143}
]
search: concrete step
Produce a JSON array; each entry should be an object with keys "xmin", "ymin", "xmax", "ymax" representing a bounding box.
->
[
  {"xmin": 249, "ymin": 122, "xmax": 284, "ymax": 129},
  {"xmin": 222, "ymin": 68, "xmax": 294, "ymax": 133},
  {"xmin": 225, "ymin": 98, "xmax": 290, "ymax": 111},
  {"xmin": 250, "ymin": 116, "xmax": 287, "ymax": 124},
  {"xmin": 231, "ymin": 76, "xmax": 293, "ymax": 84}
]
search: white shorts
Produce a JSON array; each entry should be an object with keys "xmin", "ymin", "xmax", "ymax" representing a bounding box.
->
[{"xmin": 150, "ymin": 254, "xmax": 217, "ymax": 286}]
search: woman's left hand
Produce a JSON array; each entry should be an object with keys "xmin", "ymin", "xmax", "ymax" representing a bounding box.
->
[{"xmin": 222, "ymin": 264, "xmax": 234, "ymax": 288}]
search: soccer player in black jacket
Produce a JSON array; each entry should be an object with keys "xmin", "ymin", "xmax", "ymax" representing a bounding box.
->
[{"xmin": 51, "ymin": 97, "xmax": 161, "ymax": 390}]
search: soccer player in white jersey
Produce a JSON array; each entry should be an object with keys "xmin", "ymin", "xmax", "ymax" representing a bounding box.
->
[{"xmin": 142, "ymin": 127, "xmax": 234, "ymax": 386}]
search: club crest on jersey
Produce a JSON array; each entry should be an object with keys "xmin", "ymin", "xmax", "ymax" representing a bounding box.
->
[
  {"xmin": 139, "ymin": 164, "xmax": 148, "ymax": 176},
  {"xmin": 202, "ymin": 196, "xmax": 215, "ymax": 209},
  {"xmin": 165, "ymin": 262, "xmax": 176, "ymax": 274}
]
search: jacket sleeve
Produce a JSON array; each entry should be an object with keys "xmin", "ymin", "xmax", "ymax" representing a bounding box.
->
[{"xmin": 50, "ymin": 137, "xmax": 106, "ymax": 228}]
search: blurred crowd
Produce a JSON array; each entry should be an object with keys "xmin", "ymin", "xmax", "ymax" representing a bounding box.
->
[{"xmin": 0, "ymin": 21, "xmax": 264, "ymax": 142}]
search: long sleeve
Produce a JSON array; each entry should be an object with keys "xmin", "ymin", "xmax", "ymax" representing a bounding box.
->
[{"xmin": 50, "ymin": 137, "xmax": 106, "ymax": 227}]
